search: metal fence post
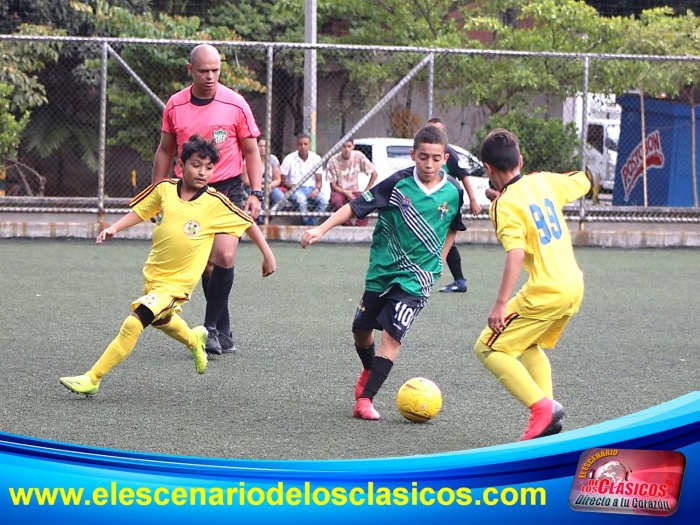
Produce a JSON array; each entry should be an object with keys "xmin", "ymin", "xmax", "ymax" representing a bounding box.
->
[
  {"xmin": 579, "ymin": 56, "xmax": 589, "ymax": 227},
  {"xmin": 264, "ymin": 45, "xmax": 274, "ymax": 224},
  {"xmin": 98, "ymin": 41, "xmax": 108, "ymax": 224},
  {"xmin": 427, "ymin": 52, "xmax": 434, "ymax": 120}
]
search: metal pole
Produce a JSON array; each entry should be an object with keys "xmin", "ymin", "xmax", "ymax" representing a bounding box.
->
[
  {"xmin": 106, "ymin": 44, "xmax": 165, "ymax": 110},
  {"xmin": 98, "ymin": 42, "xmax": 108, "ymax": 223},
  {"xmin": 304, "ymin": 0, "xmax": 317, "ymax": 151},
  {"xmin": 580, "ymin": 56, "xmax": 589, "ymax": 173},
  {"xmin": 579, "ymin": 56, "xmax": 589, "ymax": 225},
  {"xmin": 427, "ymin": 53, "xmax": 434, "ymax": 119},
  {"xmin": 264, "ymin": 45, "xmax": 274, "ymax": 224}
]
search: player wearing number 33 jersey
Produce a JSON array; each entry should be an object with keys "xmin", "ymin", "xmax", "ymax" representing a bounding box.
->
[{"xmin": 474, "ymin": 128, "xmax": 592, "ymax": 442}]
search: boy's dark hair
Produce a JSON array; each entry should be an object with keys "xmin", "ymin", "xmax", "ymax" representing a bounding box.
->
[
  {"xmin": 426, "ymin": 117, "xmax": 444, "ymax": 126},
  {"xmin": 479, "ymin": 128, "xmax": 520, "ymax": 171},
  {"xmin": 180, "ymin": 134, "xmax": 220, "ymax": 164},
  {"xmin": 296, "ymin": 132, "xmax": 311, "ymax": 141},
  {"xmin": 413, "ymin": 125, "xmax": 448, "ymax": 151}
]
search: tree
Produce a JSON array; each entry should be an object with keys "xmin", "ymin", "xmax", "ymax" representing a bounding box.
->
[
  {"xmin": 1, "ymin": 24, "xmax": 62, "ymax": 193},
  {"xmin": 0, "ymin": 83, "xmax": 30, "ymax": 164},
  {"xmin": 475, "ymin": 109, "xmax": 581, "ymax": 174},
  {"xmin": 314, "ymin": 0, "xmax": 471, "ymax": 136},
  {"xmin": 72, "ymin": 1, "xmax": 264, "ymax": 162},
  {"xmin": 585, "ymin": 0, "xmax": 700, "ymax": 17}
]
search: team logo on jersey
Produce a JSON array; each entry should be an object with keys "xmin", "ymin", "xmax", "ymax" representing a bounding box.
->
[
  {"xmin": 184, "ymin": 220, "xmax": 200, "ymax": 237},
  {"xmin": 438, "ymin": 202, "xmax": 450, "ymax": 220},
  {"xmin": 213, "ymin": 129, "xmax": 227, "ymax": 144},
  {"xmin": 154, "ymin": 210, "xmax": 163, "ymax": 225},
  {"xmin": 361, "ymin": 190, "xmax": 374, "ymax": 202},
  {"xmin": 400, "ymin": 197, "xmax": 411, "ymax": 209}
]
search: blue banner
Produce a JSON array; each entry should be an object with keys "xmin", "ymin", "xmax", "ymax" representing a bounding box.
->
[{"xmin": 2, "ymin": 392, "xmax": 699, "ymax": 523}]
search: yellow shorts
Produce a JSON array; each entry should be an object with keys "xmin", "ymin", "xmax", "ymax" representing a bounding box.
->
[
  {"xmin": 130, "ymin": 282, "xmax": 190, "ymax": 323},
  {"xmin": 477, "ymin": 304, "xmax": 574, "ymax": 359}
]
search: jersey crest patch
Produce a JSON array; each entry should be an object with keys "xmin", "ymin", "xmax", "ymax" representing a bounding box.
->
[
  {"xmin": 401, "ymin": 196, "xmax": 411, "ymax": 209},
  {"xmin": 361, "ymin": 190, "xmax": 373, "ymax": 202},
  {"xmin": 184, "ymin": 220, "xmax": 201, "ymax": 238},
  {"xmin": 213, "ymin": 129, "xmax": 227, "ymax": 144},
  {"xmin": 154, "ymin": 210, "xmax": 163, "ymax": 225},
  {"xmin": 438, "ymin": 201, "xmax": 450, "ymax": 220}
]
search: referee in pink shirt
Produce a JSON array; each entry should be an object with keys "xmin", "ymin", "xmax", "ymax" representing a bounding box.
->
[{"xmin": 152, "ymin": 44, "xmax": 264, "ymax": 356}]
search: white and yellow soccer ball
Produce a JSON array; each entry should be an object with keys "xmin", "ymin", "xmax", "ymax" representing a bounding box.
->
[{"xmin": 396, "ymin": 377, "xmax": 443, "ymax": 423}]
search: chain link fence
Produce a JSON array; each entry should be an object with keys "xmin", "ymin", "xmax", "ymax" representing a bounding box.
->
[{"xmin": 2, "ymin": 35, "xmax": 700, "ymax": 224}]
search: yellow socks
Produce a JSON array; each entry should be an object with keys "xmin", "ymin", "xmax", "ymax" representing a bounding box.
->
[
  {"xmin": 87, "ymin": 314, "xmax": 144, "ymax": 384},
  {"xmin": 520, "ymin": 344, "xmax": 553, "ymax": 399},
  {"xmin": 474, "ymin": 340, "xmax": 545, "ymax": 408},
  {"xmin": 152, "ymin": 314, "xmax": 197, "ymax": 348}
]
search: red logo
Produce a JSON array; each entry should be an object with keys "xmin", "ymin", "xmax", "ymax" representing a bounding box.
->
[
  {"xmin": 569, "ymin": 448, "xmax": 685, "ymax": 517},
  {"xmin": 621, "ymin": 130, "xmax": 665, "ymax": 202}
]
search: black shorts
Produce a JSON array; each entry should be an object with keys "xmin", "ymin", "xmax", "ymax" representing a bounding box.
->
[
  {"xmin": 352, "ymin": 286, "xmax": 428, "ymax": 343},
  {"xmin": 210, "ymin": 176, "xmax": 246, "ymax": 208}
]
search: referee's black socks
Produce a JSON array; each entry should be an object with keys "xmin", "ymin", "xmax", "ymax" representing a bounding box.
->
[{"xmin": 203, "ymin": 265, "xmax": 234, "ymax": 330}]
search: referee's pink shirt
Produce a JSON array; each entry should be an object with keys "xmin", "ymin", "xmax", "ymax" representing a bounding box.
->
[{"xmin": 162, "ymin": 83, "xmax": 260, "ymax": 184}]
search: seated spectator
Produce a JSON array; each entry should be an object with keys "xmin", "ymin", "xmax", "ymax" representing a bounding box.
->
[
  {"xmin": 326, "ymin": 138, "xmax": 378, "ymax": 226},
  {"xmin": 243, "ymin": 137, "xmax": 285, "ymax": 223},
  {"xmin": 279, "ymin": 133, "xmax": 329, "ymax": 226}
]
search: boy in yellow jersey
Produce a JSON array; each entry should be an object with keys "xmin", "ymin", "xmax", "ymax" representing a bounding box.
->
[
  {"xmin": 475, "ymin": 128, "xmax": 591, "ymax": 441},
  {"xmin": 60, "ymin": 135, "xmax": 276, "ymax": 397}
]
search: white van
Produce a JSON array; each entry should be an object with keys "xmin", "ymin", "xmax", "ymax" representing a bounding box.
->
[
  {"xmin": 563, "ymin": 94, "xmax": 621, "ymax": 193},
  {"xmin": 352, "ymin": 137, "xmax": 492, "ymax": 207},
  {"xmin": 583, "ymin": 120, "xmax": 619, "ymax": 192}
]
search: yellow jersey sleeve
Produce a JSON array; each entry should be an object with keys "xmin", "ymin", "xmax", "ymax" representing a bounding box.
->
[
  {"xmin": 130, "ymin": 180, "xmax": 170, "ymax": 220},
  {"xmin": 204, "ymin": 189, "xmax": 254, "ymax": 238}
]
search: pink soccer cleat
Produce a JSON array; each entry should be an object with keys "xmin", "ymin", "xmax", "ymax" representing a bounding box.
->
[
  {"xmin": 353, "ymin": 398, "xmax": 381, "ymax": 420},
  {"xmin": 521, "ymin": 398, "xmax": 565, "ymax": 441}
]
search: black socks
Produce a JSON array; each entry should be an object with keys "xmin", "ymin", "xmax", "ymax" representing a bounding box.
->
[{"xmin": 203, "ymin": 265, "xmax": 234, "ymax": 332}]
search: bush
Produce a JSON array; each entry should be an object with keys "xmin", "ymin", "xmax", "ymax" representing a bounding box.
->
[{"xmin": 475, "ymin": 109, "xmax": 581, "ymax": 174}]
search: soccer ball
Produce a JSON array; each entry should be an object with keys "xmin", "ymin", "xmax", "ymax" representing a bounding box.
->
[{"xmin": 396, "ymin": 377, "xmax": 443, "ymax": 423}]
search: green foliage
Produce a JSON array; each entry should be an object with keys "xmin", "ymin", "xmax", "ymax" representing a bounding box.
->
[
  {"xmin": 0, "ymin": 83, "xmax": 30, "ymax": 161},
  {"xmin": 0, "ymin": 25, "xmax": 63, "ymax": 112},
  {"xmin": 456, "ymin": 0, "xmax": 628, "ymax": 112},
  {"xmin": 8, "ymin": 0, "xmax": 700, "ymax": 171},
  {"xmin": 73, "ymin": 1, "xmax": 265, "ymax": 161},
  {"xmin": 613, "ymin": 8, "xmax": 700, "ymax": 99},
  {"xmin": 1, "ymin": 24, "xmax": 62, "ymax": 166},
  {"xmin": 475, "ymin": 110, "xmax": 582, "ymax": 174},
  {"xmin": 207, "ymin": 0, "xmax": 303, "ymax": 42}
]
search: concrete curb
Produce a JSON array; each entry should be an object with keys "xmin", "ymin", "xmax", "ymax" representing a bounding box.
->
[{"xmin": 2, "ymin": 219, "xmax": 700, "ymax": 248}]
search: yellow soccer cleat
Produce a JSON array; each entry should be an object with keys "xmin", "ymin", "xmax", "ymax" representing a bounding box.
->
[
  {"xmin": 190, "ymin": 326, "xmax": 208, "ymax": 374},
  {"xmin": 60, "ymin": 374, "xmax": 100, "ymax": 397}
]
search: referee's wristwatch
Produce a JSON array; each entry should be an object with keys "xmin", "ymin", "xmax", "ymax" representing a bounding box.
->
[{"xmin": 250, "ymin": 190, "xmax": 264, "ymax": 201}]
